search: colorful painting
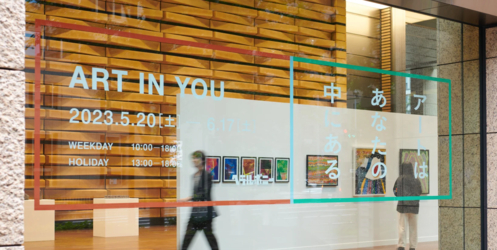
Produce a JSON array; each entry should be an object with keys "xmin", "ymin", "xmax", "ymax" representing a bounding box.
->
[
  {"xmin": 205, "ymin": 156, "xmax": 220, "ymax": 183},
  {"xmin": 223, "ymin": 157, "xmax": 239, "ymax": 183},
  {"xmin": 258, "ymin": 157, "xmax": 274, "ymax": 182},
  {"xmin": 353, "ymin": 148, "xmax": 386, "ymax": 196},
  {"xmin": 275, "ymin": 158, "xmax": 290, "ymax": 183},
  {"xmin": 400, "ymin": 149, "xmax": 429, "ymax": 194},
  {"xmin": 306, "ymin": 155, "xmax": 338, "ymax": 186},
  {"xmin": 241, "ymin": 157, "xmax": 257, "ymax": 180}
]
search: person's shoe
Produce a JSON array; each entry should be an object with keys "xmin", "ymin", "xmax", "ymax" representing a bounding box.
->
[
  {"xmin": 409, "ymin": 248, "xmax": 415, "ymax": 250},
  {"xmin": 397, "ymin": 247, "xmax": 405, "ymax": 250}
]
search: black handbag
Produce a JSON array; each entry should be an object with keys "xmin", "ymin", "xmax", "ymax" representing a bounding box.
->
[{"xmin": 191, "ymin": 206, "xmax": 218, "ymax": 221}]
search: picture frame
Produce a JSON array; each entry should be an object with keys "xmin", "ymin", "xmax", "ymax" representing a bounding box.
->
[
  {"xmin": 240, "ymin": 157, "xmax": 257, "ymax": 181},
  {"xmin": 353, "ymin": 148, "xmax": 387, "ymax": 197},
  {"xmin": 399, "ymin": 149, "xmax": 430, "ymax": 194},
  {"xmin": 222, "ymin": 156, "xmax": 239, "ymax": 183},
  {"xmin": 205, "ymin": 156, "xmax": 221, "ymax": 183},
  {"xmin": 258, "ymin": 157, "xmax": 274, "ymax": 183},
  {"xmin": 275, "ymin": 158, "xmax": 290, "ymax": 183},
  {"xmin": 306, "ymin": 155, "xmax": 339, "ymax": 187}
]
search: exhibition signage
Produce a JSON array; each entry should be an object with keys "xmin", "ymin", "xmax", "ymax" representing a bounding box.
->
[{"xmin": 32, "ymin": 19, "xmax": 452, "ymax": 210}]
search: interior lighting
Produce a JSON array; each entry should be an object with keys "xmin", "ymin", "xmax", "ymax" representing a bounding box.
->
[{"xmin": 346, "ymin": 0, "xmax": 389, "ymax": 9}]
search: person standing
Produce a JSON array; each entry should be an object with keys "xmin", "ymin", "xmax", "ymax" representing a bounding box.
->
[
  {"xmin": 180, "ymin": 151, "xmax": 219, "ymax": 250},
  {"xmin": 393, "ymin": 162, "xmax": 422, "ymax": 250}
]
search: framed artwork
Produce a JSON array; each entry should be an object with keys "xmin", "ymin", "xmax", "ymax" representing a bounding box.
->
[
  {"xmin": 223, "ymin": 156, "xmax": 239, "ymax": 183},
  {"xmin": 240, "ymin": 157, "xmax": 257, "ymax": 181},
  {"xmin": 400, "ymin": 149, "xmax": 430, "ymax": 194},
  {"xmin": 353, "ymin": 148, "xmax": 386, "ymax": 197},
  {"xmin": 306, "ymin": 155, "xmax": 338, "ymax": 187},
  {"xmin": 205, "ymin": 156, "xmax": 221, "ymax": 183},
  {"xmin": 275, "ymin": 158, "xmax": 290, "ymax": 183},
  {"xmin": 258, "ymin": 157, "xmax": 274, "ymax": 182}
]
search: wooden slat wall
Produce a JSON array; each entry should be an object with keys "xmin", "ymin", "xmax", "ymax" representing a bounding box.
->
[
  {"xmin": 24, "ymin": 0, "xmax": 347, "ymax": 221},
  {"xmin": 380, "ymin": 7, "xmax": 391, "ymax": 112}
]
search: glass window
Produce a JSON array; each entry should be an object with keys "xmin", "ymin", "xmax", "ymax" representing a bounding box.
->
[{"xmin": 23, "ymin": 0, "xmax": 475, "ymax": 249}]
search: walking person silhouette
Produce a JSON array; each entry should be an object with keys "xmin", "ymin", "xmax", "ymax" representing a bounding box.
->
[{"xmin": 180, "ymin": 151, "xmax": 219, "ymax": 250}]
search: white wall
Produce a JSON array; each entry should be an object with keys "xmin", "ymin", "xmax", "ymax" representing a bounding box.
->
[{"xmin": 176, "ymin": 95, "xmax": 439, "ymax": 250}]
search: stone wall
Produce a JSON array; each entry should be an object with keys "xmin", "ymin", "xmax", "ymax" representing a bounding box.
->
[
  {"xmin": 486, "ymin": 26, "xmax": 497, "ymax": 249},
  {"xmin": 0, "ymin": 0, "xmax": 25, "ymax": 249},
  {"xmin": 438, "ymin": 20, "xmax": 482, "ymax": 250}
]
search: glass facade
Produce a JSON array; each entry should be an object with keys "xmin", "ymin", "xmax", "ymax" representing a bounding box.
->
[{"xmin": 20, "ymin": 0, "xmax": 482, "ymax": 249}]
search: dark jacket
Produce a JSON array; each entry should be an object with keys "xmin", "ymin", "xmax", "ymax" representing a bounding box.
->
[
  {"xmin": 190, "ymin": 170, "xmax": 217, "ymax": 222},
  {"xmin": 393, "ymin": 162, "xmax": 422, "ymax": 214}
]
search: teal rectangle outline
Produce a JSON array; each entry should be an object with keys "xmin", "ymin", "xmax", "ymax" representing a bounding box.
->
[{"xmin": 290, "ymin": 56, "xmax": 452, "ymax": 203}]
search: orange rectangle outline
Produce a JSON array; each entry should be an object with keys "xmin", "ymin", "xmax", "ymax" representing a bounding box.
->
[{"xmin": 33, "ymin": 19, "xmax": 291, "ymax": 210}]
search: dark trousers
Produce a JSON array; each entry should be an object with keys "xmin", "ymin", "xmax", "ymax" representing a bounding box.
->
[{"xmin": 181, "ymin": 219, "xmax": 219, "ymax": 250}]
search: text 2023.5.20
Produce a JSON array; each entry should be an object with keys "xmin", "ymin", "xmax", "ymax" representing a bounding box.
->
[{"xmin": 68, "ymin": 108, "xmax": 176, "ymax": 128}]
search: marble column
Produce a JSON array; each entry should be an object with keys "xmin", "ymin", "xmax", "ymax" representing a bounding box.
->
[
  {"xmin": 486, "ymin": 26, "xmax": 497, "ymax": 249},
  {"xmin": 0, "ymin": 0, "xmax": 25, "ymax": 249},
  {"xmin": 438, "ymin": 20, "xmax": 482, "ymax": 250}
]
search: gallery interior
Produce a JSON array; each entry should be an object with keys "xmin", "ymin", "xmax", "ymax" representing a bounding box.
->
[{"xmin": 6, "ymin": 0, "xmax": 496, "ymax": 249}]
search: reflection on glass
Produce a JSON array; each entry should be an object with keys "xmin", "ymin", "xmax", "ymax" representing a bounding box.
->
[{"xmin": 21, "ymin": 0, "xmax": 468, "ymax": 249}]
